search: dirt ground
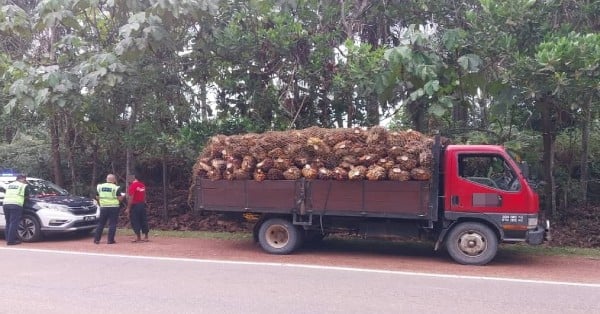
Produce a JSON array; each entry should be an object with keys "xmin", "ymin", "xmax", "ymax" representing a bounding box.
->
[{"xmin": 12, "ymin": 231, "xmax": 600, "ymax": 285}]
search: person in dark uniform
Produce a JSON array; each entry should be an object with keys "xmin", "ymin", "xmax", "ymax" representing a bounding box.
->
[
  {"xmin": 126, "ymin": 172, "xmax": 149, "ymax": 242},
  {"xmin": 93, "ymin": 174, "xmax": 124, "ymax": 244},
  {"xmin": 3, "ymin": 174, "xmax": 30, "ymax": 245}
]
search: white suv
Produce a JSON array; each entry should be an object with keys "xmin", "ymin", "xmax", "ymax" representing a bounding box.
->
[{"xmin": 0, "ymin": 174, "xmax": 100, "ymax": 242}]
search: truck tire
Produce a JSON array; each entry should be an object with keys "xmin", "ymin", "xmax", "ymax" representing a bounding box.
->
[
  {"xmin": 18, "ymin": 213, "xmax": 43, "ymax": 242},
  {"xmin": 445, "ymin": 222, "xmax": 498, "ymax": 266},
  {"xmin": 258, "ymin": 218, "xmax": 300, "ymax": 254}
]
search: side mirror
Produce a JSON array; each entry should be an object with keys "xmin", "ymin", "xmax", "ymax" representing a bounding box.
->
[{"xmin": 519, "ymin": 161, "xmax": 530, "ymax": 178}]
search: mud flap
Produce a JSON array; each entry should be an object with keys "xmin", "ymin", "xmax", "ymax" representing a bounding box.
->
[{"xmin": 434, "ymin": 227, "xmax": 450, "ymax": 251}]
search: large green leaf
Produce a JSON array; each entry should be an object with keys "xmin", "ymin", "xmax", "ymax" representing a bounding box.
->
[
  {"xmin": 457, "ymin": 54, "xmax": 483, "ymax": 73},
  {"xmin": 429, "ymin": 102, "xmax": 446, "ymax": 117}
]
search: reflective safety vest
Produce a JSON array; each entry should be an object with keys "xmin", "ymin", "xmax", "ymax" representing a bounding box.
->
[
  {"xmin": 4, "ymin": 181, "xmax": 27, "ymax": 206},
  {"xmin": 97, "ymin": 183, "xmax": 120, "ymax": 207}
]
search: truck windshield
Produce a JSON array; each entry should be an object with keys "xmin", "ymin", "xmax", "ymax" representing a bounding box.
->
[
  {"xmin": 27, "ymin": 180, "xmax": 70, "ymax": 197},
  {"xmin": 459, "ymin": 154, "xmax": 520, "ymax": 191}
]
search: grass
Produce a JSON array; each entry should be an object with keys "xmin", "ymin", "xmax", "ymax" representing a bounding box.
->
[
  {"xmin": 500, "ymin": 243, "xmax": 600, "ymax": 259},
  {"xmin": 133, "ymin": 228, "xmax": 252, "ymax": 240}
]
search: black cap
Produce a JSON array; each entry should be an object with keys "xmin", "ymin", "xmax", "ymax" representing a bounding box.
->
[{"xmin": 16, "ymin": 174, "xmax": 26, "ymax": 180}]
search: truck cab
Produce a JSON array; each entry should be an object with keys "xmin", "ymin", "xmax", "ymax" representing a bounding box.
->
[{"xmin": 439, "ymin": 145, "xmax": 547, "ymax": 264}]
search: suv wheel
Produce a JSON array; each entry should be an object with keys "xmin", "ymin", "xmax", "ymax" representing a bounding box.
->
[{"xmin": 18, "ymin": 214, "xmax": 43, "ymax": 242}]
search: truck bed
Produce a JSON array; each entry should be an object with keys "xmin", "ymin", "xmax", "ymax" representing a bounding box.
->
[{"xmin": 194, "ymin": 178, "xmax": 434, "ymax": 220}]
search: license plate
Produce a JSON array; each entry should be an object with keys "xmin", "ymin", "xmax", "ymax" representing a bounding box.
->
[{"xmin": 83, "ymin": 215, "xmax": 96, "ymax": 221}]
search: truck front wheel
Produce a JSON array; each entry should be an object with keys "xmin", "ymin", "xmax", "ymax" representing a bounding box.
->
[
  {"xmin": 258, "ymin": 218, "xmax": 300, "ymax": 254},
  {"xmin": 445, "ymin": 222, "xmax": 498, "ymax": 266}
]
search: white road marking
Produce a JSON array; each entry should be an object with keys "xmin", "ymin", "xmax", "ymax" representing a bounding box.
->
[{"xmin": 3, "ymin": 246, "xmax": 600, "ymax": 288}]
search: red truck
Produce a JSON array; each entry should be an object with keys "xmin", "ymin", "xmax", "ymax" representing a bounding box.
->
[{"xmin": 192, "ymin": 136, "xmax": 549, "ymax": 265}]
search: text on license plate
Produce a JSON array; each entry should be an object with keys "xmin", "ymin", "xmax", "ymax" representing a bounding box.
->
[{"xmin": 83, "ymin": 215, "xmax": 96, "ymax": 221}]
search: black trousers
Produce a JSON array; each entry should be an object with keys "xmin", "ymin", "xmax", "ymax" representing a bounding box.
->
[
  {"xmin": 3, "ymin": 204, "xmax": 23, "ymax": 244},
  {"xmin": 94, "ymin": 206, "xmax": 119, "ymax": 243},
  {"xmin": 130, "ymin": 203, "xmax": 149, "ymax": 235}
]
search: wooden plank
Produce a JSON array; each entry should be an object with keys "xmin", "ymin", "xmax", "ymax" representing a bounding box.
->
[
  {"xmin": 309, "ymin": 181, "xmax": 363, "ymax": 212},
  {"xmin": 310, "ymin": 180, "xmax": 430, "ymax": 218},
  {"xmin": 198, "ymin": 180, "xmax": 246, "ymax": 208},
  {"xmin": 196, "ymin": 179, "xmax": 431, "ymax": 219},
  {"xmin": 245, "ymin": 180, "xmax": 298, "ymax": 211},
  {"xmin": 364, "ymin": 181, "xmax": 428, "ymax": 216}
]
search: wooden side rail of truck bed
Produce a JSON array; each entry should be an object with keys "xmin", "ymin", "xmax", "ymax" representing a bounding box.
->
[{"xmin": 194, "ymin": 178, "xmax": 435, "ymax": 220}]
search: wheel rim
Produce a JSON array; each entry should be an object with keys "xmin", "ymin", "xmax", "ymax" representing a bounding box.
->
[
  {"xmin": 265, "ymin": 224, "xmax": 289, "ymax": 249},
  {"xmin": 456, "ymin": 230, "xmax": 487, "ymax": 257},
  {"xmin": 18, "ymin": 217, "xmax": 37, "ymax": 241}
]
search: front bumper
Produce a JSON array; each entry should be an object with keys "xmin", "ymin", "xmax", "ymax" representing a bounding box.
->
[
  {"xmin": 37, "ymin": 208, "xmax": 100, "ymax": 233},
  {"xmin": 526, "ymin": 219, "xmax": 550, "ymax": 245}
]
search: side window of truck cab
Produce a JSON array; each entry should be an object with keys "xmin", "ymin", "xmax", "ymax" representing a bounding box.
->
[{"xmin": 458, "ymin": 154, "xmax": 520, "ymax": 192}]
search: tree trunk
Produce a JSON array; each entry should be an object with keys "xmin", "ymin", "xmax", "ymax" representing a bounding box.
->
[
  {"xmin": 407, "ymin": 99, "xmax": 427, "ymax": 132},
  {"xmin": 64, "ymin": 113, "xmax": 78, "ymax": 192},
  {"xmin": 48, "ymin": 25, "xmax": 63, "ymax": 186},
  {"xmin": 199, "ymin": 80, "xmax": 209, "ymax": 121},
  {"xmin": 579, "ymin": 95, "xmax": 592, "ymax": 205},
  {"xmin": 538, "ymin": 96, "xmax": 557, "ymax": 216},
  {"xmin": 452, "ymin": 100, "xmax": 469, "ymax": 129},
  {"xmin": 365, "ymin": 96, "xmax": 380, "ymax": 126},
  {"xmin": 346, "ymin": 100, "xmax": 356, "ymax": 127},
  {"xmin": 90, "ymin": 137, "xmax": 99, "ymax": 198},
  {"xmin": 162, "ymin": 155, "xmax": 168, "ymax": 221},
  {"xmin": 49, "ymin": 113, "xmax": 63, "ymax": 187},
  {"xmin": 126, "ymin": 102, "xmax": 138, "ymax": 187}
]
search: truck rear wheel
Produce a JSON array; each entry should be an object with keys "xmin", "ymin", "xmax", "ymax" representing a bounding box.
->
[
  {"xmin": 445, "ymin": 222, "xmax": 498, "ymax": 266},
  {"xmin": 258, "ymin": 218, "xmax": 300, "ymax": 254}
]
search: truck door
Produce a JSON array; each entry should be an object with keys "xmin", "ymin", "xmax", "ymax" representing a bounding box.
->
[{"xmin": 447, "ymin": 153, "xmax": 527, "ymax": 214}]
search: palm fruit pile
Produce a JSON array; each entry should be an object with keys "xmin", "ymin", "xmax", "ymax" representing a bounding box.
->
[{"xmin": 193, "ymin": 126, "xmax": 438, "ymax": 182}]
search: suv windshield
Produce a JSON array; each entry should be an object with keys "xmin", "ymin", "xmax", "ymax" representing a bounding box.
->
[{"xmin": 27, "ymin": 180, "xmax": 70, "ymax": 197}]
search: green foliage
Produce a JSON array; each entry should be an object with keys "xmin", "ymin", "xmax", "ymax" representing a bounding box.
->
[
  {"xmin": 555, "ymin": 125, "xmax": 600, "ymax": 174},
  {"xmin": 0, "ymin": 0, "xmax": 599, "ymax": 217},
  {"xmin": 535, "ymin": 32, "xmax": 600, "ymax": 97},
  {"xmin": 0, "ymin": 131, "xmax": 52, "ymax": 179},
  {"xmin": 0, "ymin": 4, "xmax": 31, "ymax": 34},
  {"xmin": 178, "ymin": 116, "xmax": 266, "ymax": 154}
]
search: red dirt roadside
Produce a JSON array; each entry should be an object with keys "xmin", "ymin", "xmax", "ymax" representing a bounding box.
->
[{"xmin": 9, "ymin": 232, "xmax": 600, "ymax": 285}]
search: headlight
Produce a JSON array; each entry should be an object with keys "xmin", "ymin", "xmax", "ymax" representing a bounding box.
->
[
  {"xmin": 528, "ymin": 217, "xmax": 538, "ymax": 228},
  {"xmin": 36, "ymin": 202, "xmax": 71, "ymax": 212}
]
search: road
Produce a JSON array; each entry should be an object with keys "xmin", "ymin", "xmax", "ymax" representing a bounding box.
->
[
  {"xmin": 8, "ymin": 233, "xmax": 600, "ymax": 284},
  {"xmin": 1, "ymin": 245, "xmax": 599, "ymax": 314}
]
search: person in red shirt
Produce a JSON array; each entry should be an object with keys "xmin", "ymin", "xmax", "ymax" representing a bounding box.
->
[{"xmin": 126, "ymin": 172, "xmax": 149, "ymax": 242}]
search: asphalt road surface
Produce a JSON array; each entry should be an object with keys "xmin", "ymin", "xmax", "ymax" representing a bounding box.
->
[{"xmin": 1, "ymin": 247, "xmax": 599, "ymax": 314}]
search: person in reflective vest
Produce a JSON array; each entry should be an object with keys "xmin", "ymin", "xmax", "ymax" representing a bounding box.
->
[
  {"xmin": 93, "ymin": 174, "xmax": 124, "ymax": 244},
  {"xmin": 3, "ymin": 174, "xmax": 30, "ymax": 245}
]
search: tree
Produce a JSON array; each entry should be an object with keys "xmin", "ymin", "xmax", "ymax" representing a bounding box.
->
[
  {"xmin": 534, "ymin": 32, "xmax": 600, "ymax": 205},
  {"xmin": 1, "ymin": 0, "xmax": 218, "ymax": 191}
]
